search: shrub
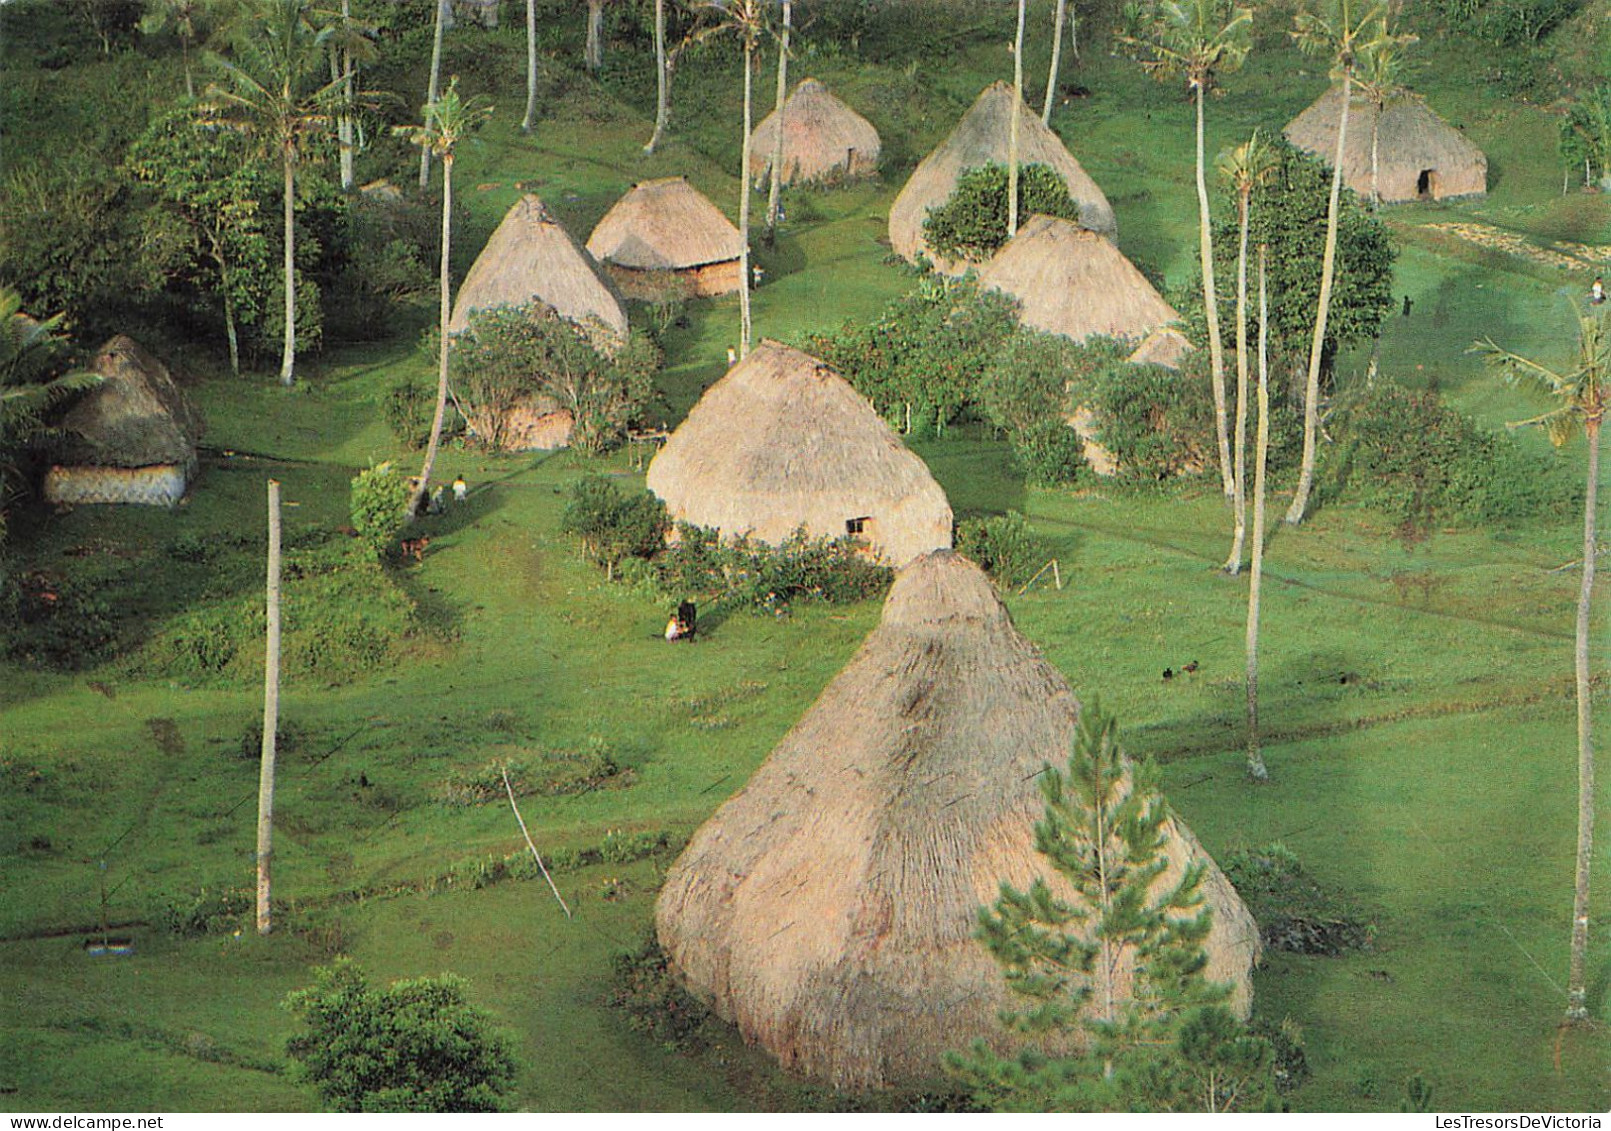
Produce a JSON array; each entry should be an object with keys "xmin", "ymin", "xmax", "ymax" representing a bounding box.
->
[
  {"xmin": 350, "ymin": 463, "xmax": 413, "ymax": 560},
  {"xmin": 923, "ymin": 163, "xmax": 1080, "ymax": 263},
  {"xmin": 955, "ymin": 512, "xmax": 1049, "ymax": 589},
  {"xmin": 382, "ymin": 380, "xmax": 437, "ymax": 449},
  {"xmin": 1222, "ymin": 843, "xmax": 1374, "ymax": 956},
  {"xmin": 1011, "ymin": 419, "xmax": 1087, "ymax": 487},
  {"xmin": 655, "ymin": 523, "xmax": 892, "ymax": 611},
  {"xmin": 1089, "ymin": 358, "xmax": 1216, "ymax": 482},
  {"xmin": 560, "ymin": 477, "xmax": 670, "ymax": 581},
  {"xmin": 607, "ymin": 936, "xmax": 713, "ymax": 1053},
  {"xmin": 154, "ymin": 885, "xmax": 252, "ymax": 937}
]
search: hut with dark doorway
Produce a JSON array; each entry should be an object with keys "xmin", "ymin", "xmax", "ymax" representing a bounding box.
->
[
  {"xmin": 1283, "ymin": 85, "xmax": 1487, "ymax": 203},
  {"xmin": 43, "ymin": 335, "xmax": 202, "ymax": 506},
  {"xmin": 586, "ymin": 177, "xmax": 745, "ymax": 300},
  {"xmin": 645, "ymin": 341, "xmax": 952, "ymax": 567},
  {"xmin": 888, "ymin": 81, "xmax": 1116, "ymax": 274},
  {"xmin": 655, "ymin": 550, "xmax": 1261, "ymax": 1091},
  {"xmin": 748, "ymin": 78, "xmax": 882, "ymax": 186}
]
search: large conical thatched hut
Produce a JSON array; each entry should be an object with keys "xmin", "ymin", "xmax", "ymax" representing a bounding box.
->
[
  {"xmin": 748, "ymin": 78, "xmax": 882, "ymax": 186},
  {"xmin": 585, "ymin": 177, "xmax": 745, "ymax": 300},
  {"xmin": 449, "ymin": 194, "xmax": 628, "ymax": 341},
  {"xmin": 656, "ymin": 551, "xmax": 1260, "ymax": 1090},
  {"xmin": 978, "ymin": 214, "xmax": 1178, "ymax": 343},
  {"xmin": 888, "ymin": 81, "xmax": 1116, "ymax": 273},
  {"xmin": 645, "ymin": 341, "xmax": 952, "ymax": 567},
  {"xmin": 44, "ymin": 335, "xmax": 202, "ymax": 506},
  {"xmin": 1284, "ymin": 85, "xmax": 1487, "ymax": 202}
]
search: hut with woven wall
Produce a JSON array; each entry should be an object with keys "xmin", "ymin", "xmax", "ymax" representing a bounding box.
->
[
  {"xmin": 586, "ymin": 177, "xmax": 745, "ymax": 300},
  {"xmin": 1284, "ymin": 85, "xmax": 1487, "ymax": 202},
  {"xmin": 645, "ymin": 341, "xmax": 952, "ymax": 567},
  {"xmin": 656, "ymin": 550, "xmax": 1260, "ymax": 1091},
  {"xmin": 979, "ymin": 214, "xmax": 1177, "ymax": 343},
  {"xmin": 449, "ymin": 194, "xmax": 628, "ymax": 342},
  {"xmin": 888, "ymin": 81, "xmax": 1116, "ymax": 273},
  {"xmin": 748, "ymin": 78, "xmax": 881, "ymax": 186},
  {"xmin": 44, "ymin": 335, "xmax": 201, "ymax": 506}
]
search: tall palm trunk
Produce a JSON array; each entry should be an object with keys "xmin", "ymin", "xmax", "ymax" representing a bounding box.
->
[
  {"xmin": 645, "ymin": 0, "xmax": 668, "ymax": 152},
  {"xmin": 1008, "ymin": 0, "xmax": 1026, "ymax": 238},
  {"xmin": 738, "ymin": 33, "xmax": 754, "ymax": 357},
  {"xmin": 256, "ymin": 478, "xmax": 282, "ymax": 934},
  {"xmin": 1224, "ymin": 185, "xmax": 1252, "ymax": 572},
  {"xmin": 1370, "ymin": 105, "xmax": 1382, "ymax": 208},
  {"xmin": 1287, "ymin": 70, "xmax": 1352, "ymax": 525},
  {"xmin": 1565, "ymin": 414, "xmax": 1600, "ymax": 1021},
  {"xmin": 585, "ymin": 0, "xmax": 605, "ymax": 71},
  {"xmin": 1245, "ymin": 247, "xmax": 1270, "ymax": 782},
  {"xmin": 412, "ymin": 148, "xmax": 456, "ymax": 517},
  {"xmin": 1042, "ymin": 0, "xmax": 1068, "ymax": 123},
  {"xmin": 1197, "ymin": 81, "xmax": 1232, "ymax": 503},
  {"xmin": 279, "ymin": 147, "xmax": 296, "ymax": 386},
  {"xmin": 183, "ymin": 35, "xmax": 194, "ymax": 100},
  {"xmin": 338, "ymin": 0, "xmax": 354, "ymax": 190},
  {"xmin": 523, "ymin": 0, "xmax": 539, "ymax": 133},
  {"xmin": 764, "ymin": 0, "xmax": 791, "ymax": 242},
  {"xmin": 420, "ymin": 0, "xmax": 446, "ymax": 189}
]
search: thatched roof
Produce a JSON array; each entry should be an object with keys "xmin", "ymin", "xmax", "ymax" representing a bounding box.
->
[
  {"xmin": 888, "ymin": 81, "xmax": 1116, "ymax": 272},
  {"xmin": 749, "ymin": 78, "xmax": 882, "ymax": 186},
  {"xmin": 656, "ymin": 550, "xmax": 1261, "ymax": 1090},
  {"xmin": 585, "ymin": 177, "xmax": 744, "ymax": 271},
  {"xmin": 1127, "ymin": 326, "xmax": 1194, "ymax": 370},
  {"xmin": 52, "ymin": 335, "xmax": 200, "ymax": 468},
  {"xmin": 978, "ymin": 214, "xmax": 1178, "ymax": 343},
  {"xmin": 645, "ymin": 341, "xmax": 952, "ymax": 567},
  {"xmin": 449, "ymin": 194, "xmax": 628, "ymax": 341},
  {"xmin": 1283, "ymin": 85, "xmax": 1487, "ymax": 202}
]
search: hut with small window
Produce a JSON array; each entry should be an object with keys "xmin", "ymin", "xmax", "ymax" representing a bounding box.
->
[
  {"xmin": 586, "ymin": 177, "xmax": 745, "ymax": 300},
  {"xmin": 748, "ymin": 78, "xmax": 882, "ymax": 186},
  {"xmin": 645, "ymin": 341, "xmax": 952, "ymax": 567}
]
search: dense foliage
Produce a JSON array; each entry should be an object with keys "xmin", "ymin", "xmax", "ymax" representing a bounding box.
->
[
  {"xmin": 349, "ymin": 462, "xmax": 414, "ymax": 559},
  {"xmin": 923, "ymin": 163, "xmax": 1082, "ymax": 263},
  {"xmin": 653, "ymin": 522, "xmax": 892, "ymax": 611},
  {"xmin": 956, "ymin": 512, "xmax": 1052, "ymax": 589},
  {"xmin": 560, "ymin": 476, "xmax": 671, "ymax": 580}
]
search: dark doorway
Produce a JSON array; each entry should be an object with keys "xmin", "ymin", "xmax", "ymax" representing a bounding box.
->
[{"xmin": 1417, "ymin": 169, "xmax": 1437, "ymax": 199}]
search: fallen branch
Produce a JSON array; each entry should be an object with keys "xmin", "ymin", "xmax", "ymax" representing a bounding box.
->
[{"xmin": 501, "ymin": 766, "xmax": 572, "ymax": 920}]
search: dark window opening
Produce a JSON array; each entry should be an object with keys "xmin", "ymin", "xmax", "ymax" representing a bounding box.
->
[{"xmin": 846, "ymin": 516, "xmax": 871, "ymax": 536}]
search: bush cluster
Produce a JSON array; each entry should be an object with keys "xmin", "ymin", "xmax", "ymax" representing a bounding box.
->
[
  {"xmin": 922, "ymin": 163, "xmax": 1081, "ymax": 263},
  {"xmin": 606, "ymin": 936, "xmax": 714, "ymax": 1053},
  {"xmin": 560, "ymin": 476, "xmax": 670, "ymax": 580},
  {"xmin": 349, "ymin": 463, "xmax": 414, "ymax": 560},
  {"xmin": 955, "ymin": 512, "xmax": 1051, "ymax": 590},
  {"xmin": 1222, "ymin": 843, "xmax": 1374, "ymax": 956},
  {"xmin": 1088, "ymin": 357, "xmax": 1217, "ymax": 482},
  {"xmin": 655, "ymin": 523, "xmax": 893, "ymax": 611}
]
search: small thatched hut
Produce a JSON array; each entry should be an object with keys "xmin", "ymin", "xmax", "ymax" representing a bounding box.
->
[
  {"xmin": 1127, "ymin": 326, "xmax": 1194, "ymax": 370},
  {"xmin": 44, "ymin": 335, "xmax": 201, "ymax": 506},
  {"xmin": 656, "ymin": 551, "xmax": 1260, "ymax": 1090},
  {"xmin": 888, "ymin": 81, "xmax": 1116, "ymax": 273},
  {"xmin": 1284, "ymin": 85, "xmax": 1487, "ymax": 202},
  {"xmin": 748, "ymin": 78, "xmax": 882, "ymax": 186},
  {"xmin": 645, "ymin": 341, "xmax": 952, "ymax": 567},
  {"xmin": 979, "ymin": 214, "xmax": 1178, "ymax": 343},
  {"xmin": 449, "ymin": 194, "xmax": 628, "ymax": 341},
  {"xmin": 585, "ymin": 177, "xmax": 745, "ymax": 300}
]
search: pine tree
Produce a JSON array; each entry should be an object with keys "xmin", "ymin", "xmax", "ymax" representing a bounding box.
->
[{"xmin": 947, "ymin": 704, "xmax": 1278, "ymax": 1112}]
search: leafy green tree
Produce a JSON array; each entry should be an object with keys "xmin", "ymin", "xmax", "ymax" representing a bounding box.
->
[
  {"xmin": 946, "ymin": 704, "xmax": 1278, "ymax": 1111},
  {"xmin": 284, "ymin": 958, "xmax": 519, "ymax": 1112},
  {"xmin": 1559, "ymin": 86, "xmax": 1611, "ymax": 190},
  {"xmin": 923, "ymin": 163, "xmax": 1082, "ymax": 263},
  {"xmin": 1472, "ymin": 301, "xmax": 1608, "ymax": 1025},
  {"xmin": 349, "ymin": 462, "xmax": 412, "ymax": 560},
  {"xmin": 560, "ymin": 477, "xmax": 670, "ymax": 581}
]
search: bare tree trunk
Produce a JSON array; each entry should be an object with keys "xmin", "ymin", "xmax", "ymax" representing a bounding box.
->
[
  {"xmin": 764, "ymin": 0, "xmax": 791, "ymax": 242},
  {"xmin": 1245, "ymin": 248, "xmax": 1270, "ymax": 782},
  {"xmin": 738, "ymin": 30, "xmax": 754, "ymax": 357},
  {"xmin": 412, "ymin": 149, "xmax": 456, "ymax": 518},
  {"xmin": 585, "ymin": 0, "xmax": 605, "ymax": 72},
  {"xmin": 223, "ymin": 278, "xmax": 240, "ymax": 378},
  {"xmin": 1224, "ymin": 188, "xmax": 1251, "ymax": 573},
  {"xmin": 1198, "ymin": 82, "xmax": 1233, "ymax": 503},
  {"xmin": 1287, "ymin": 70, "xmax": 1352, "ymax": 525},
  {"xmin": 335, "ymin": 0, "xmax": 354, "ymax": 190},
  {"xmin": 279, "ymin": 154, "xmax": 296, "ymax": 387},
  {"xmin": 1370, "ymin": 104, "xmax": 1381, "ymax": 208},
  {"xmin": 256, "ymin": 478, "xmax": 282, "ymax": 934},
  {"xmin": 1007, "ymin": 0, "xmax": 1026, "ymax": 238},
  {"xmin": 523, "ymin": 0, "xmax": 539, "ymax": 133},
  {"xmin": 420, "ymin": 0, "xmax": 446, "ymax": 189},
  {"xmin": 183, "ymin": 36, "xmax": 194, "ymax": 100},
  {"xmin": 1565, "ymin": 415, "xmax": 1600, "ymax": 1021},
  {"xmin": 1042, "ymin": 0, "xmax": 1067, "ymax": 123},
  {"xmin": 645, "ymin": 0, "xmax": 668, "ymax": 152}
]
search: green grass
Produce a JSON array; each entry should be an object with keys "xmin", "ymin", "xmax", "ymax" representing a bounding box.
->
[{"xmin": 2, "ymin": 1, "xmax": 1609, "ymax": 1115}]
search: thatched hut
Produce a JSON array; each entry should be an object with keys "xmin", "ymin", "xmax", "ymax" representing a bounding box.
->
[
  {"xmin": 449, "ymin": 194, "xmax": 628, "ymax": 342},
  {"xmin": 656, "ymin": 550, "xmax": 1260, "ymax": 1090},
  {"xmin": 1127, "ymin": 326, "xmax": 1193, "ymax": 369},
  {"xmin": 1284, "ymin": 85, "xmax": 1487, "ymax": 202},
  {"xmin": 585, "ymin": 177, "xmax": 745, "ymax": 300},
  {"xmin": 979, "ymin": 214, "xmax": 1177, "ymax": 343},
  {"xmin": 645, "ymin": 341, "xmax": 952, "ymax": 567},
  {"xmin": 748, "ymin": 78, "xmax": 881, "ymax": 186},
  {"xmin": 44, "ymin": 335, "xmax": 201, "ymax": 506},
  {"xmin": 888, "ymin": 81, "xmax": 1116, "ymax": 273}
]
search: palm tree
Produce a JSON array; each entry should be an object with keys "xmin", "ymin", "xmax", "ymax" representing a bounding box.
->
[
  {"xmin": 1219, "ymin": 130, "xmax": 1277, "ymax": 574},
  {"xmin": 1354, "ymin": 26, "xmax": 1417, "ymax": 209},
  {"xmin": 1042, "ymin": 0, "xmax": 1069, "ymax": 123},
  {"xmin": 1244, "ymin": 245, "xmax": 1271, "ymax": 782},
  {"xmin": 1121, "ymin": 0, "xmax": 1253, "ymax": 507},
  {"xmin": 1007, "ymin": 0, "xmax": 1027, "ymax": 239},
  {"xmin": 204, "ymin": 0, "xmax": 344, "ymax": 387},
  {"xmin": 257, "ymin": 476, "xmax": 282, "ymax": 935},
  {"xmin": 396, "ymin": 79, "xmax": 494, "ymax": 521},
  {"xmin": 763, "ymin": 0, "xmax": 792, "ymax": 244},
  {"xmin": 523, "ymin": 0, "xmax": 539, "ymax": 134},
  {"xmin": 1284, "ymin": 0, "xmax": 1391, "ymax": 525},
  {"xmin": 420, "ymin": 0, "xmax": 448, "ymax": 189},
  {"xmin": 141, "ymin": 0, "xmax": 206, "ymax": 99},
  {"xmin": 1472, "ymin": 303, "xmax": 1608, "ymax": 1024},
  {"xmin": 645, "ymin": 0, "xmax": 670, "ymax": 151}
]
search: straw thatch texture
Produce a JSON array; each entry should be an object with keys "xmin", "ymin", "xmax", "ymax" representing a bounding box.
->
[
  {"xmin": 979, "ymin": 215, "xmax": 1178, "ymax": 343},
  {"xmin": 1284, "ymin": 85, "xmax": 1487, "ymax": 202},
  {"xmin": 449, "ymin": 195, "xmax": 628, "ymax": 341},
  {"xmin": 1127, "ymin": 326, "xmax": 1194, "ymax": 370},
  {"xmin": 749, "ymin": 78, "xmax": 882, "ymax": 186},
  {"xmin": 44, "ymin": 335, "xmax": 201, "ymax": 506},
  {"xmin": 645, "ymin": 341, "xmax": 952, "ymax": 567},
  {"xmin": 888, "ymin": 81, "xmax": 1116, "ymax": 273},
  {"xmin": 656, "ymin": 551, "xmax": 1260, "ymax": 1090},
  {"xmin": 586, "ymin": 177, "xmax": 745, "ymax": 298}
]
